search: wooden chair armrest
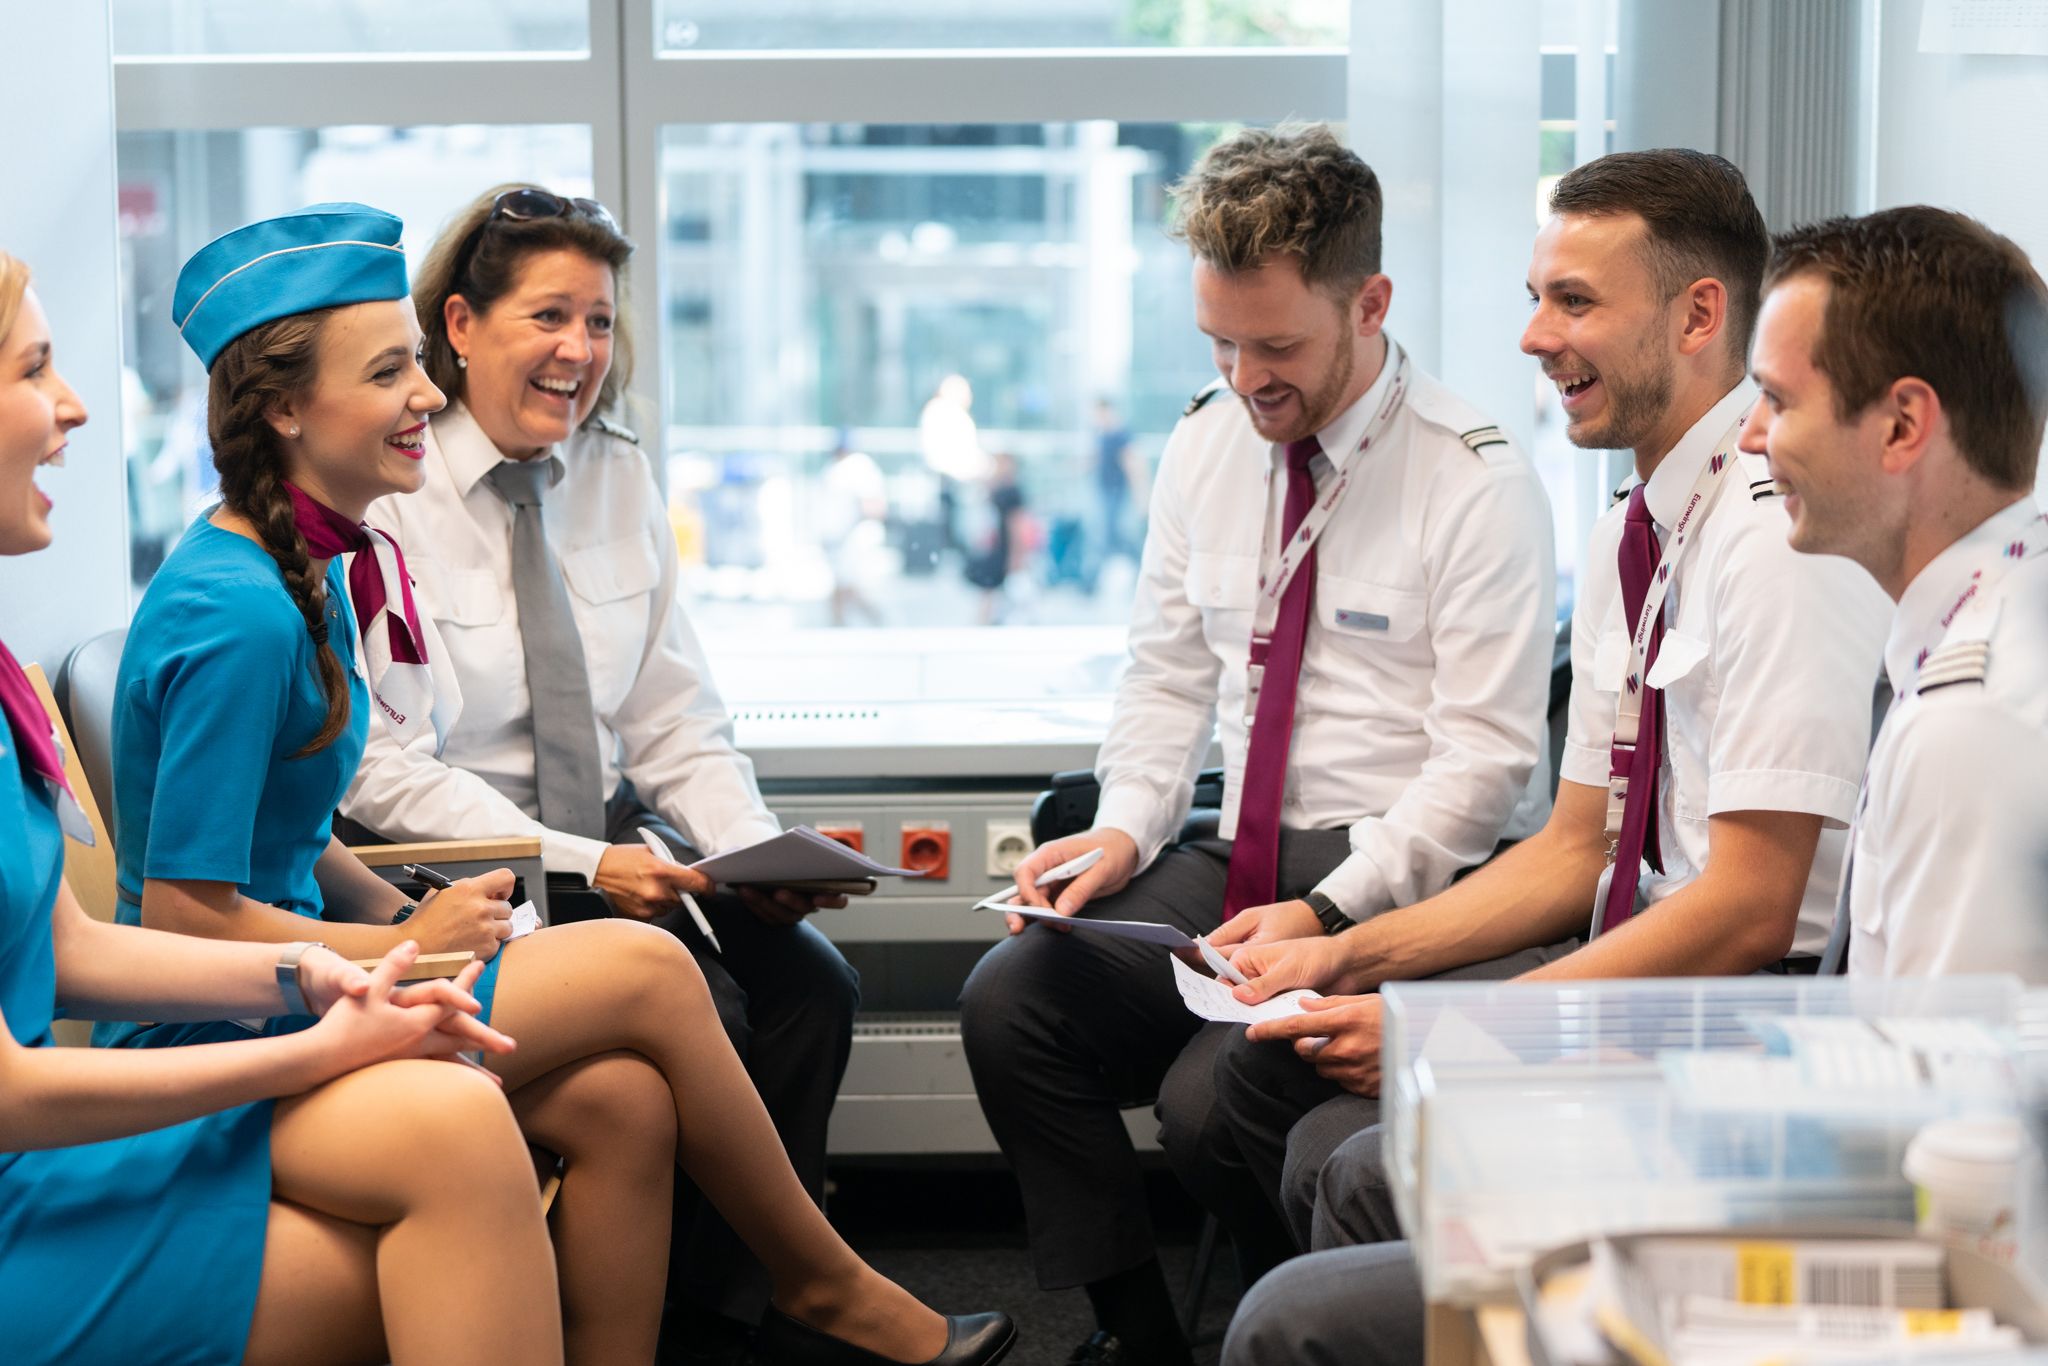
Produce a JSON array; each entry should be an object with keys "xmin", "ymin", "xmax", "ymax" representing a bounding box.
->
[
  {"xmin": 345, "ymin": 950, "xmax": 477, "ymax": 982},
  {"xmin": 348, "ymin": 837, "xmax": 543, "ymax": 869}
]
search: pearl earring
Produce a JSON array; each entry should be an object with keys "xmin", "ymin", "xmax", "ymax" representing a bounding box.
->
[
  {"xmin": 288, "ymin": 425, "xmax": 300, "ymax": 437},
  {"xmin": 456, "ymin": 355, "xmax": 468, "ymax": 369}
]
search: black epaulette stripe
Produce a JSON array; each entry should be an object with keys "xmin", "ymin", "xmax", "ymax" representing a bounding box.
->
[
  {"xmin": 1749, "ymin": 478, "xmax": 1779, "ymax": 502},
  {"xmin": 1183, "ymin": 379, "xmax": 1229, "ymax": 417},
  {"xmin": 1917, "ymin": 674, "xmax": 1987, "ymax": 694},
  {"xmin": 592, "ymin": 415, "xmax": 640, "ymax": 446},
  {"xmin": 1460, "ymin": 426, "xmax": 1508, "ymax": 452}
]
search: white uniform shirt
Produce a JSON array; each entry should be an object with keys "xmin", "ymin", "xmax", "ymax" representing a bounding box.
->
[
  {"xmin": 341, "ymin": 402, "xmax": 781, "ymax": 880},
  {"xmin": 1558, "ymin": 383, "xmax": 1893, "ymax": 956},
  {"xmin": 1093, "ymin": 348, "xmax": 1557, "ymax": 921},
  {"xmin": 1848, "ymin": 497, "xmax": 2048, "ymax": 982}
]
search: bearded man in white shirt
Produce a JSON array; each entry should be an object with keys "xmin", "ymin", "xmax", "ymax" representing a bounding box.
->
[
  {"xmin": 1211, "ymin": 149, "xmax": 1894, "ymax": 1366},
  {"xmin": 1744, "ymin": 205, "xmax": 2048, "ymax": 985},
  {"xmin": 957, "ymin": 124, "xmax": 1564, "ymax": 1366}
]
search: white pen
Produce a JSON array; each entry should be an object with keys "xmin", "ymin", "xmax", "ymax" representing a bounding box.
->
[
  {"xmin": 1034, "ymin": 846, "xmax": 1106, "ymax": 888},
  {"xmin": 1197, "ymin": 936, "xmax": 1249, "ymax": 986},
  {"xmin": 639, "ymin": 828, "xmax": 723, "ymax": 953}
]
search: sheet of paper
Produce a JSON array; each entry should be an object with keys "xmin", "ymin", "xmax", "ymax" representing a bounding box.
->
[
  {"xmin": 1170, "ymin": 955, "xmax": 1314, "ymax": 1024},
  {"xmin": 689, "ymin": 825, "xmax": 921, "ymax": 883},
  {"xmin": 508, "ymin": 900, "xmax": 541, "ymax": 940}
]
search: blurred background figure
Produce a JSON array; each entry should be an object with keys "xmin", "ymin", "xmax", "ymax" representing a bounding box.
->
[
  {"xmin": 819, "ymin": 428, "xmax": 888, "ymax": 626},
  {"xmin": 919, "ymin": 373, "xmax": 989, "ymax": 557},
  {"xmin": 1089, "ymin": 397, "xmax": 1145, "ymax": 591},
  {"xmin": 963, "ymin": 451, "xmax": 1035, "ymax": 624}
]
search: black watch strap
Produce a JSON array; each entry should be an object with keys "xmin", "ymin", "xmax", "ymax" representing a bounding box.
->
[{"xmin": 1305, "ymin": 890, "xmax": 1350, "ymax": 935}]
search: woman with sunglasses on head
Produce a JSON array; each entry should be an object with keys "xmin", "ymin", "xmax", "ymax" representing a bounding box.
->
[
  {"xmin": 0, "ymin": 249, "xmax": 564, "ymax": 1366},
  {"xmin": 109, "ymin": 204, "xmax": 1014, "ymax": 1366},
  {"xmin": 335, "ymin": 184, "xmax": 868, "ymax": 1358}
]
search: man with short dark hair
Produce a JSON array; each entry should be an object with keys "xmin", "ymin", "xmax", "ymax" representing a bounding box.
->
[
  {"xmin": 957, "ymin": 123, "xmax": 1561, "ymax": 1366},
  {"xmin": 1205, "ymin": 149, "xmax": 1893, "ymax": 1366},
  {"xmin": 1745, "ymin": 205, "xmax": 2048, "ymax": 981}
]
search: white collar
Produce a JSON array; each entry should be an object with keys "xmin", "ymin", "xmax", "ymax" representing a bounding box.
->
[
  {"xmin": 1885, "ymin": 496, "xmax": 2046, "ymax": 689},
  {"xmin": 1638, "ymin": 381, "xmax": 1757, "ymax": 530},
  {"xmin": 1271, "ymin": 334, "xmax": 1401, "ymax": 471},
  {"xmin": 436, "ymin": 400, "xmax": 565, "ymax": 499}
]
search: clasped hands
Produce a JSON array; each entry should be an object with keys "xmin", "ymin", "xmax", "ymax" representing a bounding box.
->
[
  {"xmin": 296, "ymin": 940, "xmax": 516, "ymax": 1082},
  {"xmin": 1201, "ymin": 899, "xmax": 1387, "ymax": 1097}
]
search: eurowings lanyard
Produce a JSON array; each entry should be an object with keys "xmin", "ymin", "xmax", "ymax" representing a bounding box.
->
[
  {"xmin": 1599, "ymin": 421, "xmax": 1743, "ymax": 882},
  {"xmin": 1242, "ymin": 344, "xmax": 1414, "ymax": 726}
]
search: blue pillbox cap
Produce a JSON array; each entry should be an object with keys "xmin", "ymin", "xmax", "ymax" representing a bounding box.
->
[{"xmin": 173, "ymin": 202, "xmax": 409, "ymax": 370}]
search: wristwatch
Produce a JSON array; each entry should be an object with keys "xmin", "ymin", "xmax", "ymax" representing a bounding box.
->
[
  {"xmin": 276, "ymin": 941, "xmax": 328, "ymax": 1017},
  {"xmin": 1304, "ymin": 890, "xmax": 1351, "ymax": 936}
]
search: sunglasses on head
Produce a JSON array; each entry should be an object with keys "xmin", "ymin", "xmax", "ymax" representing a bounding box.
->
[
  {"xmin": 489, "ymin": 187, "xmax": 618, "ymax": 232},
  {"xmin": 451, "ymin": 188, "xmax": 620, "ymax": 287}
]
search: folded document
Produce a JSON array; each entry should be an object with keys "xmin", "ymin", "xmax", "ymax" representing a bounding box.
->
[{"xmin": 691, "ymin": 825, "xmax": 921, "ymax": 883}]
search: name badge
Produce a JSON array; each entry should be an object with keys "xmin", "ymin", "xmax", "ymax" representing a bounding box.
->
[{"xmin": 1333, "ymin": 608, "xmax": 1391, "ymax": 632}]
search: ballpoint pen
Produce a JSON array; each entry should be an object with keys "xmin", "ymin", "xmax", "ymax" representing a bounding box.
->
[
  {"xmin": 393, "ymin": 863, "xmax": 455, "ymax": 923},
  {"xmin": 637, "ymin": 828, "xmax": 723, "ymax": 952}
]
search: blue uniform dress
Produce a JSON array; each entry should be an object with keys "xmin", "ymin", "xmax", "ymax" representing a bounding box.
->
[
  {"xmin": 94, "ymin": 514, "xmax": 507, "ymax": 1053},
  {"xmin": 0, "ymin": 708, "xmax": 275, "ymax": 1365}
]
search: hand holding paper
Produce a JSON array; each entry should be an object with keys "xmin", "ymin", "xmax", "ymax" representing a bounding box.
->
[{"xmin": 1170, "ymin": 956, "xmax": 1313, "ymax": 1024}]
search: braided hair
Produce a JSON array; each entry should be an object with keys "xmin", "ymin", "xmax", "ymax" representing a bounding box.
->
[{"xmin": 205, "ymin": 308, "xmax": 352, "ymax": 756}]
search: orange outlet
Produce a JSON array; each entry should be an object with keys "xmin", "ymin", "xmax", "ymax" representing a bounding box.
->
[
  {"xmin": 900, "ymin": 823, "xmax": 952, "ymax": 880},
  {"xmin": 816, "ymin": 823, "xmax": 864, "ymax": 854}
]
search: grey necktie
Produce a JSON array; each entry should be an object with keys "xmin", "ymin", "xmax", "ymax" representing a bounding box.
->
[
  {"xmin": 484, "ymin": 457, "xmax": 606, "ymax": 840},
  {"xmin": 1819, "ymin": 674, "xmax": 1895, "ymax": 975}
]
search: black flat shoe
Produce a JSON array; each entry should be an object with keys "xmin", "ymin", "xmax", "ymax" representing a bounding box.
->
[{"xmin": 753, "ymin": 1307, "xmax": 1016, "ymax": 1366}]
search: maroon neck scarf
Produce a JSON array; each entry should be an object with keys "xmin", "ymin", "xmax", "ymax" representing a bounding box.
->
[
  {"xmin": 0, "ymin": 634, "xmax": 75, "ymax": 802},
  {"xmin": 283, "ymin": 482, "xmax": 426, "ymax": 665}
]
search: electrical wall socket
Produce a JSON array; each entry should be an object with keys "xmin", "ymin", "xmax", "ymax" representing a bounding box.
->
[{"xmin": 985, "ymin": 820, "xmax": 1034, "ymax": 878}]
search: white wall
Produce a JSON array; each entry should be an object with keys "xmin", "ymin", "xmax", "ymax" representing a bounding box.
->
[
  {"xmin": 1871, "ymin": 0, "xmax": 2048, "ymax": 267},
  {"xmin": 0, "ymin": 0, "xmax": 129, "ymax": 669},
  {"xmin": 1872, "ymin": 0, "xmax": 2048, "ymax": 482},
  {"xmin": 1351, "ymin": 0, "xmax": 1542, "ymax": 449}
]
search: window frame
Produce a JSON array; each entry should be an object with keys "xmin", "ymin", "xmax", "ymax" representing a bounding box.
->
[{"xmin": 112, "ymin": 0, "xmax": 1347, "ymax": 449}]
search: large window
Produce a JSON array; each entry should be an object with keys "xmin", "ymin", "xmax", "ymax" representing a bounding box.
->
[
  {"xmin": 655, "ymin": 121, "xmax": 1229, "ymax": 636},
  {"xmin": 110, "ymin": 0, "xmax": 1618, "ymax": 712}
]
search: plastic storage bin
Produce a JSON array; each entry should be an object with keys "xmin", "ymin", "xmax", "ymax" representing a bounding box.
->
[{"xmin": 1381, "ymin": 975, "xmax": 2035, "ymax": 1303}]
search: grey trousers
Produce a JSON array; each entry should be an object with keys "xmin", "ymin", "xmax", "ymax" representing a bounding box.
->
[
  {"xmin": 958, "ymin": 828, "xmax": 1354, "ymax": 1290},
  {"xmin": 1220, "ymin": 1242, "xmax": 1427, "ymax": 1366},
  {"xmin": 1156, "ymin": 937, "xmax": 1576, "ymax": 1279}
]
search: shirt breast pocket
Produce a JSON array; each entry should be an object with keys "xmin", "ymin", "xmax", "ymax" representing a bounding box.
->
[
  {"xmin": 1316, "ymin": 575, "xmax": 1428, "ymax": 676},
  {"xmin": 560, "ymin": 533, "xmax": 664, "ymax": 712},
  {"xmin": 418, "ymin": 562, "xmax": 502, "ymax": 629},
  {"xmin": 1183, "ymin": 549, "xmax": 1258, "ymax": 651}
]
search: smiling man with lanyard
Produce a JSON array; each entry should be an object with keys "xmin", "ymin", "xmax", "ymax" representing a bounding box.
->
[
  {"xmin": 957, "ymin": 125, "xmax": 1559, "ymax": 1366},
  {"xmin": 1744, "ymin": 205, "xmax": 2048, "ymax": 985},
  {"xmin": 1210, "ymin": 150, "xmax": 1894, "ymax": 1366}
]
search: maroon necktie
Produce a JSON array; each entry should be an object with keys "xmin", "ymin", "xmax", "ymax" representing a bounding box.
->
[
  {"xmin": 1223, "ymin": 436, "xmax": 1322, "ymax": 919},
  {"xmin": 1601, "ymin": 484, "xmax": 1666, "ymax": 934}
]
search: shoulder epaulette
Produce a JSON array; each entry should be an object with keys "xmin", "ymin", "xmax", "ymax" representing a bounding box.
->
[
  {"xmin": 1914, "ymin": 638, "xmax": 1990, "ymax": 694},
  {"xmin": 1183, "ymin": 379, "xmax": 1229, "ymax": 417},
  {"xmin": 1459, "ymin": 425, "xmax": 1509, "ymax": 454},
  {"xmin": 1738, "ymin": 451, "xmax": 1779, "ymax": 502},
  {"xmin": 591, "ymin": 415, "xmax": 640, "ymax": 446}
]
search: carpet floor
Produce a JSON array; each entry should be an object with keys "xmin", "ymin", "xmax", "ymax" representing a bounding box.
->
[{"xmin": 831, "ymin": 1166, "xmax": 1246, "ymax": 1366}]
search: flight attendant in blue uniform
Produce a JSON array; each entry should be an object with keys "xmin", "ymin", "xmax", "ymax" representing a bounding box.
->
[
  {"xmin": 105, "ymin": 206, "xmax": 1017, "ymax": 1366},
  {"xmin": 0, "ymin": 250, "xmax": 565, "ymax": 1365}
]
